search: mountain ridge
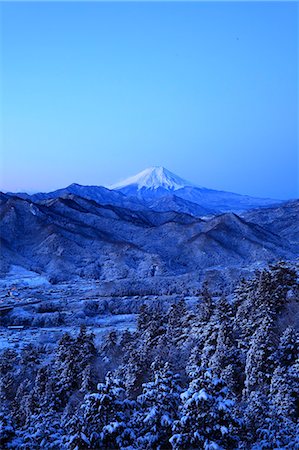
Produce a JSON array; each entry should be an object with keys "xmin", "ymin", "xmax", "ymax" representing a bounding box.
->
[
  {"xmin": 0, "ymin": 192, "xmax": 297, "ymax": 283},
  {"xmin": 4, "ymin": 167, "xmax": 287, "ymax": 218},
  {"xmin": 110, "ymin": 166, "xmax": 282, "ymax": 213}
]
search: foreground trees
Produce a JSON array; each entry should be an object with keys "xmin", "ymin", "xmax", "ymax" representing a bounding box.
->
[
  {"xmin": 0, "ymin": 261, "xmax": 298, "ymax": 449},
  {"xmin": 136, "ymin": 363, "xmax": 182, "ymax": 449},
  {"xmin": 171, "ymin": 368, "xmax": 239, "ymax": 450}
]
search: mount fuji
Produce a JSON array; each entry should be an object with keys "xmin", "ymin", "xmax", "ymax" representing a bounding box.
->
[
  {"xmin": 109, "ymin": 166, "xmax": 281, "ymax": 214},
  {"xmin": 110, "ymin": 166, "xmax": 196, "ymax": 192}
]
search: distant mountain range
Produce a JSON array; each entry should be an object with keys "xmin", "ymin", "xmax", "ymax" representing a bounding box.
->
[
  {"xmin": 10, "ymin": 167, "xmax": 283, "ymax": 217},
  {"xmin": 0, "ymin": 179, "xmax": 298, "ymax": 282},
  {"xmin": 1, "ymin": 167, "xmax": 297, "ymax": 283},
  {"xmin": 110, "ymin": 166, "xmax": 284, "ymax": 215}
]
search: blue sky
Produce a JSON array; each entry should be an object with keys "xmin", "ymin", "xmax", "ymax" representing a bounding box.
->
[{"xmin": 1, "ymin": 1, "xmax": 298, "ymax": 199}]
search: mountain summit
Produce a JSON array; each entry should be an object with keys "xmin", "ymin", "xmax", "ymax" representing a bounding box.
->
[
  {"xmin": 110, "ymin": 166, "xmax": 281, "ymax": 213},
  {"xmin": 109, "ymin": 166, "xmax": 196, "ymax": 191},
  {"xmin": 9, "ymin": 167, "xmax": 282, "ymax": 217}
]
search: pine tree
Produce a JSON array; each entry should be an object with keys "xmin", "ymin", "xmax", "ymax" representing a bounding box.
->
[
  {"xmin": 75, "ymin": 371, "xmax": 136, "ymax": 449},
  {"xmin": 166, "ymin": 299, "xmax": 189, "ymax": 345},
  {"xmin": 20, "ymin": 411, "xmax": 63, "ymax": 449},
  {"xmin": 54, "ymin": 328, "xmax": 97, "ymax": 409},
  {"xmin": 171, "ymin": 368, "xmax": 240, "ymax": 449},
  {"xmin": 209, "ymin": 322, "xmax": 242, "ymax": 395},
  {"xmin": 244, "ymin": 314, "xmax": 277, "ymax": 397},
  {"xmin": 136, "ymin": 362, "xmax": 181, "ymax": 449},
  {"xmin": 64, "ymin": 411, "xmax": 91, "ymax": 450},
  {"xmin": 243, "ymin": 390, "xmax": 268, "ymax": 444},
  {"xmin": 137, "ymin": 304, "xmax": 152, "ymax": 333},
  {"xmin": 195, "ymin": 281, "xmax": 214, "ymax": 324},
  {"xmin": 234, "ymin": 262, "xmax": 297, "ymax": 353},
  {"xmin": 118, "ymin": 345, "xmax": 150, "ymax": 397},
  {"xmin": 276, "ymin": 326, "xmax": 299, "ymax": 366},
  {"xmin": 0, "ymin": 410, "xmax": 16, "ymax": 449},
  {"xmin": 254, "ymin": 328, "xmax": 299, "ymax": 448}
]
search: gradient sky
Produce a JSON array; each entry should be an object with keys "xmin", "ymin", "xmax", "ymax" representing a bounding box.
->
[{"xmin": 0, "ymin": 1, "xmax": 298, "ymax": 199}]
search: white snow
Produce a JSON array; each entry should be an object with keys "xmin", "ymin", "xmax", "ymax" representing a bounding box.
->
[
  {"xmin": 102, "ymin": 422, "xmax": 121, "ymax": 434},
  {"xmin": 161, "ymin": 414, "xmax": 172, "ymax": 426},
  {"xmin": 29, "ymin": 204, "xmax": 38, "ymax": 216},
  {"xmin": 0, "ymin": 265, "xmax": 50, "ymax": 288},
  {"xmin": 109, "ymin": 166, "xmax": 197, "ymax": 191},
  {"xmin": 109, "ymin": 166, "xmax": 279, "ymax": 212},
  {"xmin": 144, "ymin": 406, "xmax": 158, "ymax": 423},
  {"xmin": 220, "ymin": 425, "xmax": 228, "ymax": 435},
  {"xmin": 193, "ymin": 389, "xmax": 209, "ymax": 402}
]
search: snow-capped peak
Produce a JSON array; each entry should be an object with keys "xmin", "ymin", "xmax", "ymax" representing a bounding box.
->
[{"xmin": 109, "ymin": 166, "xmax": 196, "ymax": 191}]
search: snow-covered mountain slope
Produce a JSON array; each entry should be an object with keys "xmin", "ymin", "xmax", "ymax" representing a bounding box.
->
[
  {"xmin": 110, "ymin": 166, "xmax": 197, "ymax": 191},
  {"xmin": 8, "ymin": 167, "xmax": 283, "ymax": 217},
  {"xmin": 110, "ymin": 167, "xmax": 282, "ymax": 213},
  {"xmin": 0, "ymin": 194, "xmax": 296, "ymax": 282},
  {"xmin": 10, "ymin": 183, "xmax": 145, "ymax": 211},
  {"xmin": 242, "ymin": 200, "xmax": 299, "ymax": 245}
]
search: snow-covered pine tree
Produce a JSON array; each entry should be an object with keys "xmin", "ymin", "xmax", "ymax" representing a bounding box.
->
[
  {"xmin": 0, "ymin": 410, "xmax": 16, "ymax": 449},
  {"xmin": 195, "ymin": 281, "xmax": 214, "ymax": 325},
  {"xmin": 191, "ymin": 294, "xmax": 234, "ymax": 376},
  {"xmin": 137, "ymin": 304, "xmax": 153, "ymax": 334},
  {"xmin": 243, "ymin": 390, "xmax": 269, "ymax": 445},
  {"xmin": 63, "ymin": 410, "xmax": 90, "ymax": 450},
  {"xmin": 118, "ymin": 345, "xmax": 150, "ymax": 397},
  {"xmin": 234, "ymin": 262, "xmax": 297, "ymax": 353},
  {"xmin": 54, "ymin": 327, "xmax": 97, "ymax": 408},
  {"xmin": 0, "ymin": 349, "xmax": 19, "ymax": 397},
  {"xmin": 74, "ymin": 371, "xmax": 136, "ymax": 449},
  {"xmin": 120, "ymin": 329, "xmax": 134, "ymax": 351},
  {"xmin": 135, "ymin": 362, "xmax": 181, "ymax": 449},
  {"xmin": 171, "ymin": 368, "xmax": 240, "ymax": 450},
  {"xmin": 119, "ymin": 304, "xmax": 167, "ymax": 396},
  {"xmin": 209, "ymin": 322, "xmax": 242, "ymax": 395},
  {"xmin": 276, "ymin": 326, "xmax": 299, "ymax": 366},
  {"xmin": 254, "ymin": 327, "xmax": 299, "ymax": 448},
  {"xmin": 166, "ymin": 299, "xmax": 189, "ymax": 345},
  {"xmin": 201, "ymin": 281, "xmax": 213, "ymax": 309},
  {"xmin": 244, "ymin": 314, "xmax": 277, "ymax": 397},
  {"xmin": 20, "ymin": 411, "xmax": 63, "ymax": 450}
]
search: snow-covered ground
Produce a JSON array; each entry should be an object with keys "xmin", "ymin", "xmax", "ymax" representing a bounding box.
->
[
  {"xmin": 0, "ymin": 314, "xmax": 137, "ymax": 351},
  {"xmin": 0, "ymin": 265, "xmax": 50, "ymax": 288},
  {"xmin": 0, "ymin": 267, "xmax": 233, "ymax": 352}
]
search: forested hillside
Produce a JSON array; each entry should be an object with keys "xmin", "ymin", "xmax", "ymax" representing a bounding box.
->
[{"xmin": 1, "ymin": 261, "xmax": 298, "ymax": 449}]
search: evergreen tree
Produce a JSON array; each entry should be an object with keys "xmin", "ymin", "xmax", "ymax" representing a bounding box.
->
[
  {"xmin": 0, "ymin": 410, "xmax": 16, "ymax": 449},
  {"xmin": 118, "ymin": 345, "xmax": 150, "ymax": 397},
  {"xmin": 73, "ymin": 371, "xmax": 136, "ymax": 449},
  {"xmin": 234, "ymin": 262, "xmax": 297, "ymax": 353},
  {"xmin": 171, "ymin": 368, "xmax": 240, "ymax": 449},
  {"xmin": 54, "ymin": 328, "xmax": 97, "ymax": 408},
  {"xmin": 20, "ymin": 411, "xmax": 63, "ymax": 449},
  {"xmin": 195, "ymin": 281, "xmax": 214, "ymax": 324},
  {"xmin": 209, "ymin": 322, "xmax": 242, "ymax": 395},
  {"xmin": 244, "ymin": 314, "xmax": 277, "ymax": 397},
  {"xmin": 253, "ymin": 328, "xmax": 299, "ymax": 448},
  {"xmin": 166, "ymin": 299, "xmax": 189, "ymax": 345},
  {"xmin": 136, "ymin": 362, "xmax": 181, "ymax": 449}
]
